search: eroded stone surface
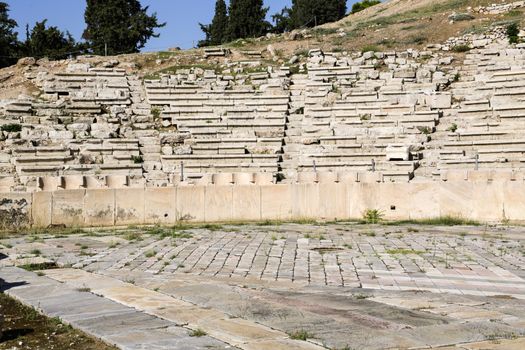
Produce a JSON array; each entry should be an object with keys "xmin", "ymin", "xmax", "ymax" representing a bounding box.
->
[{"xmin": 1, "ymin": 223, "xmax": 525, "ymax": 349}]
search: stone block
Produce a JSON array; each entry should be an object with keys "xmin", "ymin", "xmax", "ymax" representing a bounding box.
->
[
  {"xmin": 115, "ymin": 188, "xmax": 144, "ymax": 225},
  {"xmin": 425, "ymin": 93, "xmax": 451, "ymax": 109},
  {"xmin": 291, "ymin": 184, "xmax": 319, "ymax": 219},
  {"xmin": 438, "ymin": 182, "xmax": 474, "ymax": 219},
  {"xmin": 232, "ymin": 186, "xmax": 261, "ymax": 221},
  {"xmin": 52, "ymin": 190, "xmax": 85, "ymax": 226},
  {"xmin": 347, "ymin": 183, "xmax": 380, "ymax": 219},
  {"xmin": 205, "ymin": 186, "xmax": 233, "ymax": 222},
  {"xmin": 145, "ymin": 187, "xmax": 176, "ymax": 224},
  {"xmin": 319, "ymin": 183, "xmax": 347, "ymax": 220},
  {"xmin": 84, "ymin": 189, "xmax": 115, "ymax": 226},
  {"xmin": 32, "ymin": 191, "xmax": 52, "ymax": 227},
  {"xmin": 409, "ymin": 183, "xmax": 440, "ymax": 220},
  {"xmin": 176, "ymin": 186, "xmax": 205, "ymax": 222},
  {"xmin": 261, "ymin": 184, "xmax": 292, "ymax": 220},
  {"xmin": 386, "ymin": 145, "xmax": 410, "ymax": 161}
]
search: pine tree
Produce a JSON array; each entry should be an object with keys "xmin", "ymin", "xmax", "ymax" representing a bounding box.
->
[
  {"xmin": 199, "ymin": 0, "xmax": 228, "ymax": 47},
  {"xmin": 272, "ymin": 7, "xmax": 293, "ymax": 33},
  {"xmin": 289, "ymin": 0, "xmax": 347, "ymax": 29},
  {"xmin": 227, "ymin": 0, "xmax": 270, "ymax": 41},
  {"xmin": 210, "ymin": 0, "xmax": 228, "ymax": 45},
  {"xmin": 0, "ymin": 2, "xmax": 20, "ymax": 68},
  {"xmin": 25, "ymin": 20, "xmax": 85, "ymax": 60},
  {"xmin": 83, "ymin": 0, "xmax": 165, "ymax": 55}
]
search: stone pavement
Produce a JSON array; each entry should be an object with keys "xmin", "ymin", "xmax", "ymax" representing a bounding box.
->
[
  {"xmin": 0, "ymin": 267, "xmax": 232, "ymax": 350},
  {"xmin": 2, "ymin": 222, "xmax": 525, "ymax": 349}
]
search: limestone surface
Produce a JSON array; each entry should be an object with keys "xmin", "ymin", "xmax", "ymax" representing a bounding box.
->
[{"xmin": 2, "ymin": 223, "xmax": 525, "ymax": 349}]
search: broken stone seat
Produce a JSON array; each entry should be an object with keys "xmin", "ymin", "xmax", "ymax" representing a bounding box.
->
[
  {"xmin": 488, "ymin": 70, "xmax": 525, "ymax": 83},
  {"xmin": 12, "ymin": 146, "xmax": 70, "ymax": 157},
  {"xmin": 64, "ymin": 102, "xmax": 102, "ymax": 114},
  {"xmin": 442, "ymin": 138, "xmax": 525, "ymax": 150},
  {"xmin": 190, "ymin": 144, "xmax": 248, "ymax": 155},
  {"xmin": 301, "ymin": 152, "xmax": 390, "ymax": 164},
  {"xmin": 308, "ymin": 70, "xmax": 357, "ymax": 81},
  {"xmin": 161, "ymin": 154, "xmax": 281, "ymax": 166},
  {"xmin": 440, "ymin": 147, "xmax": 525, "ymax": 160},
  {"xmin": 176, "ymin": 120, "xmax": 285, "ymax": 134},
  {"xmin": 436, "ymin": 157, "xmax": 524, "ymax": 170},
  {"xmin": 166, "ymin": 163, "xmax": 278, "ymax": 174},
  {"xmin": 318, "ymin": 135, "xmax": 423, "ymax": 146},
  {"xmin": 445, "ymin": 130, "xmax": 515, "ymax": 141},
  {"xmin": 0, "ymin": 176, "xmax": 15, "ymax": 192},
  {"xmin": 67, "ymin": 138, "xmax": 140, "ymax": 151},
  {"xmin": 191, "ymin": 139, "xmax": 282, "ymax": 155},
  {"xmin": 493, "ymin": 104, "xmax": 525, "ymax": 117},
  {"xmin": 480, "ymin": 82, "xmax": 525, "ymax": 95},
  {"xmin": 298, "ymin": 159, "xmax": 417, "ymax": 175},
  {"xmin": 16, "ymin": 164, "xmax": 64, "ymax": 175},
  {"xmin": 203, "ymin": 47, "xmax": 230, "ymax": 57},
  {"xmin": 14, "ymin": 155, "xmax": 74, "ymax": 167},
  {"xmin": 191, "ymin": 137, "xmax": 282, "ymax": 147},
  {"xmin": 80, "ymin": 143, "xmax": 140, "ymax": 155},
  {"xmin": 4, "ymin": 100, "xmax": 32, "ymax": 114}
]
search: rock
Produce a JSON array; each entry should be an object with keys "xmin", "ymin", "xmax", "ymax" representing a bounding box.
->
[
  {"xmin": 289, "ymin": 30, "xmax": 303, "ymax": 41},
  {"xmin": 102, "ymin": 59, "xmax": 119, "ymax": 68},
  {"xmin": 17, "ymin": 57, "xmax": 36, "ymax": 66},
  {"xmin": 161, "ymin": 133, "xmax": 189, "ymax": 145},
  {"xmin": 161, "ymin": 145, "xmax": 173, "ymax": 155},
  {"xmin": 363, "ymin": 51, "xmax": 376, "ymax": 60},
  {"xmin": 48, "ymin": 130, "xmax": 74, "ymax": 140},
  {"xmin": 448, "ymin": 13, "xmax": 475, "ymax": 22},
  {"xmin": 288, "ymin": 55, "xmax": 299, "ymax": 65},
  {"xmin": 267, "ymin": 44, "xmax": 277, "ymax": 59},
  {"xmin": 309, "ymin": 48, "xmax": 323, "ymax": 57}
]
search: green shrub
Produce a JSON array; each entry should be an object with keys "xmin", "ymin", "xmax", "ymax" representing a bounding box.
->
[
  {"xmin": 1, "ymin": 124, "xmax": 22, "ymax": 133},
  {"xmin": 189, "ymin": 329, "xmax": 207, "ymax": 337},
  {"xmin": 132, "ymin": 155, "xmax": 144, "ymax": 164},
  {"xmin": 351, "ymin": 0, "xmax": 381, "ymax": 14},
  {"xmin": 417, "ymin": 126, "xmax": 432, "ymax": 135},
  {"xmin": 151, "ymin": 107, "xmax": 161, "ymax": 119},
  {"xmin": 362, "ymin": 209, "xmax": 384, "ymax": 224},
  {"xmin": 507, "ymin": 23, "xmax": 520, "ymax": 44},
  {"xmin": 361, "ymin": 44, "xmax": 380, "ymax": 53},
  {"xmin": 288, "ymin": 329, "xmax": 315, "ymax": 341},
  {"xmin": 452, "ymin": 44, "xmax": 471, "ymax": 53}
]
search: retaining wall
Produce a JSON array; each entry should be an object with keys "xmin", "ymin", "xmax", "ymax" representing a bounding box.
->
[{"xmin": 1, "ymin": 180, "xmax": 523, "ymax": 228}]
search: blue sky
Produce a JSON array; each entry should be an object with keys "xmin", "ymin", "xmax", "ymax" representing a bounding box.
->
[{"xmin": 4, "ymin": 0, "xmax": 363, "ymax": 51}]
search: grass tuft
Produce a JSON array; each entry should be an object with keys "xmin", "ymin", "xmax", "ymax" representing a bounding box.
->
[{"xmin": 288, "ymin": 329, "xmax": 315, "ymax": 341}]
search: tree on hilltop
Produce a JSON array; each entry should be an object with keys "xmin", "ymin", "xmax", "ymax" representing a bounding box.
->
[
  {"xmin": 0, "ymin": 2, "xmax": 20, "ymax": 68},
  {"xmin": 272, "ymin": 0, "xmax": 347, "ymax": 33},
  {"xmin": 24, "ymin": 20, "xmax": 85, "ymax": 60},
  {"xmin": 199, "ymin": 0, "xmax": 229, "ymax": 47},
  {"xmin": 351, "ymin": 0, "xmax": 381, "ymax": 14},
  {"xmin": 83, "ymin": 0, "xmax": 165, "ymax": 55},
  {"xmin": 227, "ymin": 0, "xmax": 270, "ymax": 41}
]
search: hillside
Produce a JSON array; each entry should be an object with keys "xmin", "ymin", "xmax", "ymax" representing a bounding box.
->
[{"xmin": 1, "ymin": 0, "xmax": 523, "ymax": 99}]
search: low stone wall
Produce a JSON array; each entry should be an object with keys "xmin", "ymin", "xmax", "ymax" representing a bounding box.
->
[{"xmin": 1, "ymin": 180, "xmax": 524, "ymax": 229}]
